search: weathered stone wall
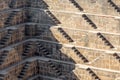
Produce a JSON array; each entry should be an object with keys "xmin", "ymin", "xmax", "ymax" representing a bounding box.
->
[{"xmin": 0, "ymin": 0, "xmax": 120, "ymax": 80}]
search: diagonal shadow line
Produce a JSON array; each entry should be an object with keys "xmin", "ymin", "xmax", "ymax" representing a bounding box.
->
[
  {"xmin": 69, "ymin": 0, "xmax": 83, "ymax": 11},
  {"xmin": 0, "ymin": 0, "xmax": 98, "ymax": 80},
  {"xmin": 18, "ymin": 1, "xmax": 78, "ymax": 79},
  {"xmin": 70, "ymin": 0, "xmax": 98, "ymax": 30},
  {"xmin": 69, "ymin": 0, "xmax": 118, "ymax": 49},
  {"xmin": 108, "ymin": 0, "xmax": 120, "ymax": 13},
  {"xmin": 4, "ymin": 10, "xmax": 19, "ymax": 27}
]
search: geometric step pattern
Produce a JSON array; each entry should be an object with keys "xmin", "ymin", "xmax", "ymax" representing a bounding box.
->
[
  {"xmin": 18, "ymin": 62, "xmax": 31, "ymax": 79},
  {"xmin": 48, "ymin": 60, "xmax": 62, "ymax": 76},
  {"xmin": 0, "ymin": 29, "xmax": 14, "ymax": 48},
  {"xmin": 69, "ymin": 0, "xmax": 83, "ymax": 11},
  {"xmin": 86, "ymin": 68, "xmax": 101, "ymax": 80},
  {"xmin": 71, "ymin": 47, "xmax": 89, "ymax": 63},
  {"xmin": 46, "ymin": 11, "xmax": 61, "ymax": 24},
  {"xmin": 58, "ymin": 28, "xmax": 74, "ymax": 42},
  {"xmin": 4, "ymin": 11, "xmax": 18, "ymax": 27},
  {"xmin": 108, "ymin": 0, "xmax": 120, "ymax": 13},
  {"xmin": 97, "ymin": 32, "xmax": 114, "ymax": 48},
  {"xmin": 82, "ymin": 14, "xmax": 97, "ymax": 29},
  {"xmin": 22, "ymin": 43, "xmax": 33, "ymax": 58},
  {"xmin": 0, "ymin": 51, "xmax": 7, "ymax": 65},
  {"xmin": 113, "ymin": 53, "xmax": 120, "ymax": 62},
  {"xmin": 37, "ymin": 43, "xmax": 50, "ymax": 56}
]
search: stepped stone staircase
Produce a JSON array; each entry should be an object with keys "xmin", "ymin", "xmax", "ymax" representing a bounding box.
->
[
  {"xmin": 108, "ymin": 0, "xmax": 120, "ymax": 13},
  {"xmin": 37, "ymin": 43, "xmax": 51, "ymax": 57},
  {"xmin": 18, "ymin": 62, "xmax": 31, "ymax": 80},
  {"xmin": 86, "ymin": 68, "xmax": 101, "ymax": 80},
  {"xmin": 97, "ymin": 33, "xmax": 114, "ymax": 48},
  {"xmin": 46, "ymin": 11, "xmax": 61, "ymax": 25},
  {"xmin": 82, "ymin": 14, "xmax": 97, "ymax": 29},
  {"xmin": 0, "ymin": 29, "xmax": 14, "ymax": 48},
  {"xmin": 113, "ymin": 53, "xmax": 120, "ymax": 62},
  {"xmin": 58, "ymin": 28, "xmax": 74, "ymax": 42},
  {"xmin": 4, "ymin": 11, "xmax": 18, "ymax": 27},
  {"xmin": 0, "ymin": 51, "xmax": 7, "ymax": 65},
  {"xmin": 22, "ymin": 43, "xmax": 33, "ymax": 58},
  {"xmin": 71, "ymin": 47, "xmax": 89, "ymax": 63},
  {"xmin": 0, "ymin": 0, "xmax": 120, "ymax": 80},
  {"xmin": 48, "ymin": 60, "xmax": 62, "ymax": 76},
  {"xmin": 69, "ymin": 0, "xmax": 83, "ymax": 11}
]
